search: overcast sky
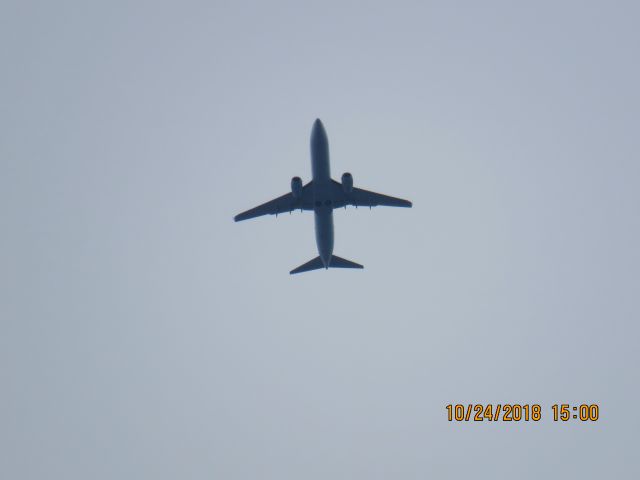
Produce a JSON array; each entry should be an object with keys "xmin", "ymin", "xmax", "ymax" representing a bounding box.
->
[{"xmin": 2, "ymin": 1, "xmax": 639, "ymax": 479}]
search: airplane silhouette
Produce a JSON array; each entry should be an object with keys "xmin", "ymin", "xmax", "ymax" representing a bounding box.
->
[{"xmin": 234, "ymin": 119, "xmax": 412, "ymax": 274}]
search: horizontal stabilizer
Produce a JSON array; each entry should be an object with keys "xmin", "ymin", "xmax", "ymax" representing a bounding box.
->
[
  {"xmin": 329, "ymin": 255, "xmax": 364, "ymax": 270},
  {"xmin": 290, "ymin": 256, "xmax": 325, "ymax": 274},
  {"xmin": 290, "ymin": 254, "xmax": 364, "ymax": 274}
]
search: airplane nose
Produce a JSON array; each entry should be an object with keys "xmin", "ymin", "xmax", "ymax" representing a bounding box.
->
[{"xmin": 312, "ymin": 119, "xmax": 326, "ymax": 140}]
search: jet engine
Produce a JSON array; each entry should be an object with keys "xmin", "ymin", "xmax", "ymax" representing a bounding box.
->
[
  {"xmin": 341, "ymin": 172, "xmax": 353, "ymax": 193},
  {"xmin": 291, "ymin": 176, "xmax": 303, "ymax": 199}
]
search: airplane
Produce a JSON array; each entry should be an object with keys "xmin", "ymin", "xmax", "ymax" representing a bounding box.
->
[{"xmin": 234, "ymin": 119, "xmax": 412, "ymax": 274}]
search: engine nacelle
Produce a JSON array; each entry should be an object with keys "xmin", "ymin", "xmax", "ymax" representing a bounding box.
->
[
  {"xmin": 341, "ymin": 172, "xmax": 353, "ymax": 193},
  {"xmin": 291, "ymin": 176, "xmax": 303, "ymax": 199}
]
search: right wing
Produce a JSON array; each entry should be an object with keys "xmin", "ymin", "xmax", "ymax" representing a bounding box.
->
[
  {"xmin": 330, "ymin": 180, "xmax": 412, "ymax": 208},
  {"xmin": 349, "ymin": 187, "xmax": 412, "ymax": 207},
  {"xmin": 234, "ymin": 182, "xmax": 314, "ymax": 222}
]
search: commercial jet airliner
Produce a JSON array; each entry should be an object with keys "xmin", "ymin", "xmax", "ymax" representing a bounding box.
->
[{"xmin": 234, "ymin": 119, "xmax": 412, "ymax": 274}]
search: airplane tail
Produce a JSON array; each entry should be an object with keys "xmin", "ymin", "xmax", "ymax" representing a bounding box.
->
[
  {"xmin": 290, "ymin": 255, "xmax": 364, "ymax": 274},
  {"xmin": 330, "ymin": 255, "xmax": 364, "ymax": 270}
]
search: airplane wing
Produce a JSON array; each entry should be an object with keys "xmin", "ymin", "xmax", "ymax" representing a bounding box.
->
[
  {"xmin": 234, "ymin": 182, "xmax": 314, "ymax": 222},
  {"xmin": 330, "ymin": 180, "xmax": 412, "ymax": 208}
]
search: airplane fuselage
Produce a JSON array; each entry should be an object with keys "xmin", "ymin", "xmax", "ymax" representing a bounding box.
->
[{"xmin": 310, "ymin": 119, "xmax": 334, "ymax": 267}]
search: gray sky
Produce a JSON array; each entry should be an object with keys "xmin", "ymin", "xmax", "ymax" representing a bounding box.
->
[{"xmin": 2, "ymin": 1, "xmax": 639, "ymax": 479}]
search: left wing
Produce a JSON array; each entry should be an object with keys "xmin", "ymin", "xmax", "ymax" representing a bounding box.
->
[
  {"xmin": 330, "ymin": 180, "xmax": 412, "ymax": 209},
  {"xmin": 234, "ymin": 182, "xmax": 314, "ymax": 222}
]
